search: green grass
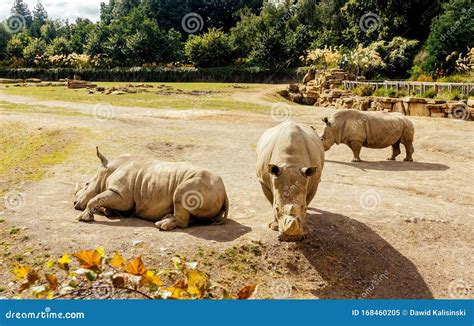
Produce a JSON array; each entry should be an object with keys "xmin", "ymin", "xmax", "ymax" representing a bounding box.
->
[
  {"xmin": 0, "ymin": 123, "xmax": 86, "ymax": 195},
  {"xmin": 0, "ymin": 101, "xmax": 89, "ymax": 117},
  {"xmin": 0, "ymin": 82, "xmax": 273, "ymax": 113}
]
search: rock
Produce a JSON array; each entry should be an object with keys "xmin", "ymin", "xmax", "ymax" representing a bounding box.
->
[
  {"xmin": 289, "ymin": 92, "xmax": 303, "ymax": 104},
  {"xmin": 26, "ymin": 78, "xmax": 42, "ymax": 83},
  {"xmin": 288, "ymin": 84, "xmax": 300, "ymax": 93},
  {"xmin": 302, "ymin": 70, "xmax": 315, "ymax": 85},
  {"xmin": 403, "ymin": 97, "xmax": 426, "ymax": 104},
  {"xmin": 303, "ymin": 95, "xmax": 316, "ymax": 106},
  {"xmin": 111, "ymin": 90, "xmax": 126, "ymax": 95},
  {"xmin": 132, "ymin": 240, "xmax": 143, "ymax": 247}
]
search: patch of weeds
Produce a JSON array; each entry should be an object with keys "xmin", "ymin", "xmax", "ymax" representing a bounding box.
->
[
  {"xmin": 9, "ymin": 228, "xmax": 20, "ymax": 235},
  {"xmin": 0, "ymin": 287, "xmax": 6, "ymax": 292},
  {"xmin": 0, "ymin": 219, "xmax": 4, "ymax": 223}
]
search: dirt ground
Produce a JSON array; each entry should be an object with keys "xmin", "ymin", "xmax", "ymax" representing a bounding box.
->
[{"xmin": 0, "ymin": 84, "xmax": 472, "ymax": 299}]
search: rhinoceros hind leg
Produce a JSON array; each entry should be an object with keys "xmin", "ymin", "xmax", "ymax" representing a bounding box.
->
[
  {"xmin": 269, "ymin": 220, "xmax": 279, "ymax": 231},
  {"xmin": 388, "ymin": 141, "xmax": 401, "ymax": 161},
  {"xmin": 156, "ymin": 214, "xmax": 180, "ymax": 231},
  {"xmin": 403, "ymin": 142, "xmax": 414, "ymax": 161},
  {"xmin": 77, "ymin": 190, "xmax": 127, "ymax": 222},
  {"xmin": 349, "ymin": 141, "xmax": 363, "ymax": 162}
]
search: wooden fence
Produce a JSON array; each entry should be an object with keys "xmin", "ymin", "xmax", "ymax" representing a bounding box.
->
[{"xmin": 343, "ymin": 81, "xmax": 474, "ymax": 96}]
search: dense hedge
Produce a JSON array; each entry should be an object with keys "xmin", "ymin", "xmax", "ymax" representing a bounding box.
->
[{"xmin": 0, "ymin": 67, "xmax": 304, "ymax": 83}]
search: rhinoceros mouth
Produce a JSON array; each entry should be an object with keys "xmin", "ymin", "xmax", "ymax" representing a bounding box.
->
[{"xmin": 278, "ymin": 215, "xmax": 304, "ymax": 241}]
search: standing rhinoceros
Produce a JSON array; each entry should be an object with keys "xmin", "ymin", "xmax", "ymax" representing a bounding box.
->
[
  {"xmin": 320, "ymin": 110, "xmax": 415, "ymax": 162},
  {"xmin": 256, "ymin": 121, "xmax": 325, "ymax": 241},
  {"xmin": 74, "ymin": 148, "xmax": 229, "ymax": 231}
]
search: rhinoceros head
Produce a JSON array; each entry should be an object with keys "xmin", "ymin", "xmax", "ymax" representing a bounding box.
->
[
  {"xmin": 74, "ymin": 147, "xmax": 109, "ymax": 210},
  {"xmin": 269, "ymin": 163, "xmax": 317, "ymax": 241},
  {"xmin": 320, "ymin": 117, "xmax": 336, "ymax": 151}
]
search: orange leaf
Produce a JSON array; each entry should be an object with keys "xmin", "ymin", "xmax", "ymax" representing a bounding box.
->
[
  {"xmin": 110, "ymin": 252, "xmax": 126, "ymax": 268},
  {"xmin": 13, "ymin": 265, "xmax": 30, "ymax": 281},
  {"xmin": 45, "ymin": 273, "xmax": 58, "ymax": 290},
  {"xmin": 124, "ymin": 257, "xmax": 147, "ymax": 276},
  {"xmin": 236, "ymin": 284, "xmax": 256, "ymax": 299},
  {"xmin": 186, "ymin": 270, "xmax": 209, "ymax": 298},
  {"xmin": 73, "ymin": 250, "xmax": 102, "ymax": 269},
  {"xmin": 141, "ymin": 270, "xmax": 163, "ymax": 286}
]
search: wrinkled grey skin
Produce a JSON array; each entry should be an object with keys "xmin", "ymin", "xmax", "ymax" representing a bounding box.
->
[
  {"xmin": 74, "ymin": 148, "xmax": 229, "ymax": 231},
  {"xmin": 320, "ymin": 110, "xmax": 415, "ymax": 162},
  {"xmin": 256, "ymin": 121, "xmax": 325, "ymax": 242}
]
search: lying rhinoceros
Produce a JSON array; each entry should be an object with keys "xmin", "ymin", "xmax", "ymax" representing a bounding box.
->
[
  {"xmin": 256, "ymin": 121, "xmax": 325, "ymax": 241},
  {"xmin": 320, "ymin": 110, "xmax": 415, "ymax": 162},
  {"xmin": 74, "ymin": 148, "xmax": 229, "ymax": 230}
]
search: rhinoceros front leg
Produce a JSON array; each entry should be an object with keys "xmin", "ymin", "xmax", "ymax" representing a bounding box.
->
[
  {"xmin": 349, "ymin": 141, "xmax": 363, "ymax": 162},
  {"xmin": 388, "ymin": 141, "xmax": 401, "ymax": 161},
  {"xmin": 156, "ymin": 183, "xmax": 196, "ymax": 231},
  {"xmin": 77, "ymin": 190, "xmax": 125, "ymax": 222}
]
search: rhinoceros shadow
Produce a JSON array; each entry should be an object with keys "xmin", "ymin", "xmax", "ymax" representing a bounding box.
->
[
  {"xmin": 298, "ymin": 208, "xmax": 433, "ymax": 299},
  {"xmin": 94, "ymin": 214, "xmax": 251, "ymax": 243},
  {"xmin": 326, "ymin": 159, "xmax": 449, "ymax": 172}
]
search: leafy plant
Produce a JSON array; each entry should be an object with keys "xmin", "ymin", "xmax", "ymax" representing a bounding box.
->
[
  {"xmin": 352, "ymin": 85, "xmax": 374, "ymax": 96},
  {"xmin": 12, "ymin": 248, "xmax": 256, "ymax": 300},
  {"xmin": 420, "ymin": 88, "xmax": 438, "ymax": 98},
  {"xmin": 185, "ymin": 28, "xmax": 235, "ymax": 68}
]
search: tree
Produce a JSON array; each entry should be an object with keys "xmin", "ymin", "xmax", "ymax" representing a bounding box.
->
[
  {"xmin": 424, "ymin": 0, "xmax": 474, "ymax": 74},
  {"xmin": 10, "ymin": 0, "xmax": 32, "ymax": 28},
  {"xmin": 30, "ymin": 1, "xmax": 48, "ymax": 37},
  {"xmin": 0, "ymin": 25, "xmax": 11, "ymax": 60},
  {"xmin": 6, "ymin": 32, "xmax": 30, "ymax": 59},
  {"xmin": 23, "ymin": 38, "xmax": 46, "ymax": 65},
  {"xmin": 69, "ymin": 18, "xmax": 95, "ymax": 54},
  {"xmin": 185, "ymin": 28, "xmax": 235, "ymax": 67},
  {"xmin": 46, "ymin": 37, "xmax": 71, "ymax": 56}
]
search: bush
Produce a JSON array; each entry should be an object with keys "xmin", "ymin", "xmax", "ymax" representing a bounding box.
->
[
  {"xmin": 370, "ymin": 37, "xmax": 420, "ymax": 78},
  {"xmin": 435, "ymin": 89, "xmax": 465, "ymax": 101},
  {"xmin": 373, "ymin": 88, "xmax": 397, "ymax": 97},
  {"xmin": 46, "ymin": 37, "xmax": 71, "ymax": 56},
  {"xmin": 185, "ymin": 29, "xmax": 235, "ymax": 68},
  {"xmin": 352, "ymin": 85, "xmax": 374, "ymax": 96},
  {"xmin": 421, "ymin": 88, "xmax": 438, "ymax": 98},
  {"xmin": 339, "ymin": 45, "xmax": 385, "ymax": 77},
  {"xmin": 302, "ymin": 46, "xmax": 341, "ymax": 69},
  {"xmin": 23, "ymin": 38, "xmax": 46, "ymax": 66}
]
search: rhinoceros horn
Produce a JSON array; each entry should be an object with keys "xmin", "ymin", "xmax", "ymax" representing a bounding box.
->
[{"xmin": 96, "ymin": 147, "xmax": 108, "ymax": 168}]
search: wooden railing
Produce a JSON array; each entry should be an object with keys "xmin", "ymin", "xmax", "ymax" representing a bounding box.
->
[{"xmin": 343, "ymin": 80, "xmax": 474, "ymax": 96}]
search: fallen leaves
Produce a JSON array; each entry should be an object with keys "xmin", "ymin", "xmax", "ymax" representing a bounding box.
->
[{"xmin": 12, "ymin": 249, "xmax": 256, "ymax": 300}]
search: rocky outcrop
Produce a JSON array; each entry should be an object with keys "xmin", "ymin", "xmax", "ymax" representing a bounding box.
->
[{"xmin": 281, "ymin": 69, "xmax": 473, "ymax": 121}]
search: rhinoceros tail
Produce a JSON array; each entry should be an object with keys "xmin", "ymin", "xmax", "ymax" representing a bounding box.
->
[{"xmin": 213, "ymin": 193, "xmax": 229, "ymax": 225}]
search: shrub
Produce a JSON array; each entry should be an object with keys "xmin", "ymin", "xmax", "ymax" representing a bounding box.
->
[
  {"xmin": 46, "ymin": 37, "xmax": 71, "ymax": 56},
  {"xmin": 185, "ymin": 28, "xmax": 235, "ymax": 68},
  {"xmin": 421, "ymin": 88, "xmax": 438, "ymax": 98},
  {"xmin": 339, "ymin": 45, "xmax": 385, "ymax": 77},
  {"xmin": 373, "ymin": 88, "xmax": 397, "ymax": 97},
  {"xmin": 370, "ymin": 37, "xmax": 420, "ymax": 78},
  {"xmin": 23, "ymin": 38, "xmax": 46, "ymax": 66},
  {"xmin": 352, "ymin": 85, "xmax": 374, "ymax": 96},
  {"xmin": 435, "ymin": 89, "xmax": 465, "ymax": 101},
  {"xmin": 302, "ymin": 46, "xmax": 341, "ymax": 69}
]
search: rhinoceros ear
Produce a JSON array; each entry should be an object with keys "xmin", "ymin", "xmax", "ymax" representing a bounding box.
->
[
  {"xmin": 96, "ymin": 147, "xmax": 109, "ymax": 168},
  {"xmin": 268, "ymin": 164, "xmax": 282, "ymax": 177},
  {"xmin": 301, "ymin": 166, "xmax": 317, "ymax": 177},
  {"xmin": 322, "ymin": 117, "xmax": 331, "ymax": 127}
]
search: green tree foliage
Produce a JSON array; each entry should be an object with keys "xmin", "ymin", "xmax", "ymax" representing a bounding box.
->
[
  {"xmin": 185, "ymin": 28, "xmax": 235, "ymax": 67},
  {"xmin": 424, "ymin": 0, "xmax": 474, "ymax": 74},
  {"xmin": 22, "ymin": 38, "xmax": 46, "ymax": 65},
  {"xmin": 46, "ymin": 37, "xmax": 71, "ymax": 56},
  {"xmin": 10, "ymin": 0, "xmax": 32, "ymax": 27},
  {"xmin": 30, "ymin": 1, "xmax": 48, "ymax": 37},
  {"xmin": 0, "ymin": 25, "xmax": 11, "ymax": 60}
]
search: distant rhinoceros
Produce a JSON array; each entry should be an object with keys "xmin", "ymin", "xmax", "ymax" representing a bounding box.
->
[
  {"xmin": 256, "ymin": 121, "xmax": 325, "ymax": 241},
  {"xmin": 74, "ymin": 148, "xmax": 229, "ymax": 231},
  {"xmin": 320, "ymin": 110, "xmax": 415, "ymax": 162}
]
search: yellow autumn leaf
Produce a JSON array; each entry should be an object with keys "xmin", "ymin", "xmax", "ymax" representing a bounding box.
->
[
  {"xmin": 58, "ymin": 254, "xmax": 72, "ymax": 270},
  {"xmin": 110, "ymin": 252, "xmax": 126, "ymax": 268},
  {"xmin": 124, "ymin": 257, "xmax": 147, "ymax": 276},
  {"xmin": 186, "ymin": 270, "xmax": 209, "ymax": 298},
  {"xmin": 46, "ymin": 259, "xmax": 55, "ymax": 269},
  {"xmin": 141, "ymin": 270, "xmax": 163, "ymax": 286},
  {"xmin": 95, "ymin": 247, "xmax": 106, "ymax": 258},
  {"xmin": 13, "ymin": 265, "xmax": 30, "ymax": 281},
  {"xmin": 73, "ymin": 250, "xmax": 103, "ymax": 269},
  {"xmin": 163, "ymin": 280, "xmax": 188, "ymax": 299}
]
